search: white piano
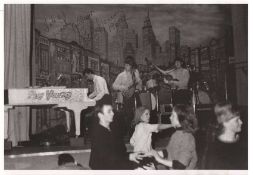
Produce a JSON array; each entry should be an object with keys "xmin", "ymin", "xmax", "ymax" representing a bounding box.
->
[{"xmin": 4, "ymin": 87, "xmax": 96, "ymax": 139}]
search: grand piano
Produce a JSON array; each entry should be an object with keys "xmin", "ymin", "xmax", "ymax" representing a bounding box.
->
[{"xmin": 4, "ymin": 87, "xmax": 96, "ymax": 140}]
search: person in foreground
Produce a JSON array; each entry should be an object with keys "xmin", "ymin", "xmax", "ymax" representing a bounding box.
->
[
  {"xmin": 89, "ymin": 95, "xmax": 148, "ymax": 170},
  {"xmin": 131, "ymin": 106, "xmax": 173, "ymax": 153},
  {"xmin": 55, "ymin": 153, "xmax": 88, "ymax": 170},
  {"xmin": 130, "ymin": 106, "xmax": 173, "ymax": 169},
  {"xmin": 206, "ymin": 102, "xmax": 247, "ymax": 169},
  {"xmin": 149, "ymin": 104, "xmax": 198, "ymax": 169}
]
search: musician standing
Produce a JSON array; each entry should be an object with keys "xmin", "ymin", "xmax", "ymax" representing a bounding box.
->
[
  {"xmin": 154, "ymin": 59, "xmax": 190, "ymax": 105},
  {"xmin": 112, "ymin": 56, "xmax": 142, "ymax": 135}
]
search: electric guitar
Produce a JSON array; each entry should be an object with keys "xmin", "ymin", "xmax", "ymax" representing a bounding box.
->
[
  {"xmin": 145, "ymin": 58, "xmax": 179, "ymax": 82},
  {"xmin": 116, "ymin": 82, "xmax": 139, "ymax": 104}
]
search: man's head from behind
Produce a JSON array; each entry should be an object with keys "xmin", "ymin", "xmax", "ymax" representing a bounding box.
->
[
  {"xmin": 58, "ymin": 153, "xmax": 75, "ymax": 166},
  {"xmin": 83, "ymin": 68, "xmax": 94, "ymax": 80}
]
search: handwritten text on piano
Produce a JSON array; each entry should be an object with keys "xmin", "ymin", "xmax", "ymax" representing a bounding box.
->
[{"xmin": 28, "ymin": 90, "xmax": 72, "ymax": 101}]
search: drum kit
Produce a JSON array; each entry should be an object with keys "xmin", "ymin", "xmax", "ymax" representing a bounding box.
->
[
  {"xmin": 114, "ymin": 76, "xmax": 174, "ymax": 112},
  {"xmin": 142, "ymin": 77, "xmax": 180, "ymax": 112}
]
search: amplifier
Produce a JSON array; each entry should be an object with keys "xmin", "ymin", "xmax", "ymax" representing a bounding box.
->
[{"xmin": 195, "ymin": 104, "xmax": 215, "ymax": 130}]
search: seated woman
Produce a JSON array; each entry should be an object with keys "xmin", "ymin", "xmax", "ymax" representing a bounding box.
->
[
  {"xmin": 149, "ymin": 104, "xmax": 198, "ymax": 169},
  {"xmin": 89, "ymin": 95, "xmax": 147, "ymax": 170},
  {"xmin": 206, "ymin": 102, "xmax": 247, "ymax": 169}
]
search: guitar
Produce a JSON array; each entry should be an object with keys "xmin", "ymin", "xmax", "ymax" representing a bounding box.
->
[
  {"xmin": 116, "ymin": 82, "xmax": 138, "ymax": 104},
  {"xmin": 144, "ymin": 58, "xmax": 178, "ymax": 82}
]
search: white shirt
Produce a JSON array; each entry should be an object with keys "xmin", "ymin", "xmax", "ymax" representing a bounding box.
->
[
  {"xmin": 88, "ymin": 75, "xmax": 109, "ymax": 101},
  {"xmin": 112, "ymin": 69, "xmax": 142, "ymax": 91},
  {"xmin": 130, "ymin": 123, "xmax": 159, "ymax": 152}
]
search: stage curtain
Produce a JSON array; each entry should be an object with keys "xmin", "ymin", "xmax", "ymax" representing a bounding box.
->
[{"xmin": 4, "ymin": 4, "xmax": 31, "ymax": 146}]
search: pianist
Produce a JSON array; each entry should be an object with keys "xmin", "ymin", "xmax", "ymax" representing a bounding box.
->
[
  {"xmin": 83, "ymin": 68, "xmax": 109, "ymax": 102},
  {"xmin": 82, "ymin": 68, "xmax": 111, "ymax": 137}
]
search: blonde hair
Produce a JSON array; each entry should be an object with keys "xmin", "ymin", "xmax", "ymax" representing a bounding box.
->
[
  {"xmin": 214, "ymin": 102, "xmax": 240, "ymax": 135},
  {"xmin": 131, "ymin": 106, "xmax": 149, "ymax": 127},
  {"xmin": 214, "ymin": 102, "xmax": 239, "ymax": 124}
]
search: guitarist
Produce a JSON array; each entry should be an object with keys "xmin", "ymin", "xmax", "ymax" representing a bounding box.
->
[
  {"xmin": 112, "ymin": 56, "xmax": 142, "ymax": 136},
  {"xmin": 152, "ymin": 58, "xmax": 191, "ymax": 105}
]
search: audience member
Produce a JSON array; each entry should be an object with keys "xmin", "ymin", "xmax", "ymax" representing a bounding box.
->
[
  {"xmin": 149, "ymin": 104, "xmax": 198, "ymax": 169},
  {"xmin": 130, "ymin": 106, "xmax": 172, "ymax": 169},
  {"xmin": 206, "ymin": 102, "xmax": 247, "ymax": 169},
  {"xmin": 130, "ymin": 106, "xmax": 173, "ymax": 152},
  {"xmin": 56, "ymin": 153, "xmax": 88, "ymax": 170},
  {"xmin": 89, "ymin": 96, "xmax": 148, "ymax": 170}
]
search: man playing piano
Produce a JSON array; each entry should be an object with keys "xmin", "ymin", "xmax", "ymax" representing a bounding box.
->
[
  {"xmin": 83, "ymin": 68, "xmax": 110, "ymax": 102},
  {"xmin": 81, "ymin": 68, "xmax": 110, "ymax": 137}
]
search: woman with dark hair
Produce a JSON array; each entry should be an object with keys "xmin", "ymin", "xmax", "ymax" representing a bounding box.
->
[
  {"xmin": 149, "ymin": 104, "xmax": 198, "ymax": 169},
  {"xmin": 206, "ymin": 102, "xmax": 247, "ymax": 169}
]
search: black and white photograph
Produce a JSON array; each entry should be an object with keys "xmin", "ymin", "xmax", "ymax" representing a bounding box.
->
[{"xmin": 3, "ymin": 2, "xmax": 248, "ymax": 174}]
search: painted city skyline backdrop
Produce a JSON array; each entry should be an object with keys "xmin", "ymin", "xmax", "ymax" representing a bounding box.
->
[{"xmin": 35, "ymin": 4, "xmax": 231, "ymax": 47}]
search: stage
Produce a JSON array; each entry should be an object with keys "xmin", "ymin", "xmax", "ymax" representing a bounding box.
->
[
  {"xmin": 4, "ymin": 130, "xmax": 173, "ymax": 170},
  {"xmin": 5, "ymin": 143, "xmax": 138, "ymax": 170}
]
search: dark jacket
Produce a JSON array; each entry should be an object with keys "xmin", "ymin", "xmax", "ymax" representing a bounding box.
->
[
  {"xmin": 89, "ymin": 123, "xmax": 136, "ymax": 170},
  {"xmin": 206, "ymin": 137, "xmax": 248, "ymax": 170}
]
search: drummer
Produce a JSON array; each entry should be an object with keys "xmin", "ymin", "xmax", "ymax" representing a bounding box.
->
[{"xmin": 153, "ymin": 59, "xmax": 190, "ymax": 105}]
